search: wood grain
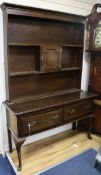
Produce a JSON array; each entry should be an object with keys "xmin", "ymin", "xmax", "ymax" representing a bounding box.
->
[{"xmin": 8, "ymin": 130, "xmax": 101, "ymax": 175}]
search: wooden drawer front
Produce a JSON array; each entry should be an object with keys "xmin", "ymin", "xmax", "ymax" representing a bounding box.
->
[
  {"xmin": 64, "ymin": 100, "xmax": 93, "ymax": 121},
  {"xmin": 21, "ymin": 110, "xmax": 62, "ymax": 136}
]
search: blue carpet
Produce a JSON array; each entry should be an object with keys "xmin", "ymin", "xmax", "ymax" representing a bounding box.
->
[
  {"xmin": 0, "ymin": 154, "xmax": 16, "ymax": 175},
  {"xmin": 38, "ymin": 148, "xmax": 101, "ymax": 175}
]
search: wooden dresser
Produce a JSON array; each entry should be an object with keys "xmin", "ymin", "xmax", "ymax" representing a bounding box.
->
[{"xmin": 1, "ymin": 3, "xmax": 97, "ymax": 171}]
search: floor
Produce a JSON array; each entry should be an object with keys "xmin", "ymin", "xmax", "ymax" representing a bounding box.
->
[{"xmin": 8, "ymin": 130, "xmax": 101, "ymax": 175}]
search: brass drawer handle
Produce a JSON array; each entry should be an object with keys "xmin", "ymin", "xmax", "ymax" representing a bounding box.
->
[
  {"xmin": 68, "ymin": 109, "xmax": 75, "ymax": 114},
  {"xmin": 51, "ymin": 115, "xmax": 58, "ymax": 120},
  {"xmin": 28, "ymin": 121, "xmax": 37, "ymax": 133},
  {"xmin": 85, "ymin": 104, "xmax": 91, "ymax": 109}
]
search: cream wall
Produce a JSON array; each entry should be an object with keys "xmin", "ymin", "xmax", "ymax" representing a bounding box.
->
[{"xmin": 0, "ymin": 0, "xmax": 97, "ymax": 154}]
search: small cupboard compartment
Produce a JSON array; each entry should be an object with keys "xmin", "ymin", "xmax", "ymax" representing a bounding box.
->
[{"xmin": 39, "ymin": 45, "xmax": 62, "ymax": 72}]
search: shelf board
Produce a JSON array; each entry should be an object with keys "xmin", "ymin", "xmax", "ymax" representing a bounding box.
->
[
  {"xmin": 62, "ymin": 44, "xmax": 83, "ymax": 47},
  {"xmin": 32, "ymin": 67, "xmax": 82, "ymax": 74},
  {"xmin": 8, "ymin": 88, "xmax": 81, "ymax": 104},
  {"xmin": 10, "ymin": 67, "xmax": 82, "ymax": 76},
  {"xmin": 10, "ymin": 71, "xmax": 35, "ymax": 76},
  {"xmin": 61, "ymin": 67, "xmax": 82, "ymax": 71},
  {"xmin": 8, "ymin": 43, "xmax": 40, "ymax": 47},
  {"xmin": 8, "ymin": 43, "xmax": 83, "ymax": 48}
]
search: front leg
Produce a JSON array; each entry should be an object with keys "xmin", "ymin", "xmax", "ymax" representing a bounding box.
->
[
  {"xmin": 87, "ymin": 115, "xmax": 93, "ymax": 140},
  {"xmin": 72, "ymin": 121, "xmax": 76, "ymax": 130},
  {"xmin": 14, "ymin": 137, "xmax": 26, "ymax": 171},
  {"xmin": 7, "ymin": 127, "xmax": 13, "ymax": 153}
]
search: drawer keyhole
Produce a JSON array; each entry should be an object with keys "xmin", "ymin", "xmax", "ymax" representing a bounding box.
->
[{"xmin": 28, "ymin": 121, "xmax": 37, "ymax": 134}]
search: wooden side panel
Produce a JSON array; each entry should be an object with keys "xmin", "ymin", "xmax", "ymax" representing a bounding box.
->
[
  {"xmin": 93, "ymin": 103, "xmax": 101, "ymax": 134},
  {"xmin": 7, "ymin": 110, "xmax": 18, "ymax": 136}
]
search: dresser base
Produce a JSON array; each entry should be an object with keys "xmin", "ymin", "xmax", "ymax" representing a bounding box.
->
[{"xmin": 8, "ymin": 115, "xmax": 93, "ymax": 171}]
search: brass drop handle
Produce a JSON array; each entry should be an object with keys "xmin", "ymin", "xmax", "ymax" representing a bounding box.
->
[
  {"xmin": 68, "ymin": 109, "xmax": 75, "ymax": 114},
  {"xmin": 28, "ymin": 121, "xmax": 37, "ymax": 133},
  {"xmin": 85, "ymin": 104, "xmax": 91, "ymax": 109},
  {"xmin": 51, "ymin": 115, "xmax": 58, "ymax": 120}
]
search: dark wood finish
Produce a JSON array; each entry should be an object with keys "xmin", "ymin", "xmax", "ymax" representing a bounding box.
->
[
  {"xmin": 11, "ymin": 129, "xmax": 26, "ymax": 171},
  {"xmin": 5, "ymin": 91, "xmax": 96, "ymax": 139},
  {"xmin": 20, "ymin": 109, "xmax": 62, "ymax": 136},
  {"xmin": 9, "ymin": 72, "xmax": 78, "ymax": 101},
  {"xmin": 93, "ymin": 100, "xmax": 101, "ymax": 134},
  {"xmin": 87, "ymin": 4, "xmax": 101, "ymax": 134},
  {"xmin": 7, "ymin": 128, "xmax": 13, "ymax": 153},
  {"xmin": 64, "ymin": 100, "xmax": 93, "ymax": 122},
  {"xmin": 89, "ymin": 52, "xmax": 101, "ymax": 94},
  {"xmin": 61, "ymin": 46, "xmax": 83, "ymax": 69},
  {"xmin": 87, "ymin": 114, "xmax": 93, "ymax": 139},
  {"xmin": 1, "ymin": 3, "xmax": 97, "ymax": 171},
  {"xmin": 14, "ymin": 137, "xmax": 25, "ymax": 171},
  {"xmin": 40, "ymin": 45, "xmax": 62, "ymax": 72},
  {"xmin": 9, "ymin": 46, "xmax": 40, "ymax": 74},
  {"xmin": 87, "ymin": 4, "xmax": 101, "ymax": 51}
]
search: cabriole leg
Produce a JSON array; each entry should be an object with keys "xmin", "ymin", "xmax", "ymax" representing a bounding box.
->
[
  {"xmin": 14, "ymin": 137, "xmax": 26, "ymax": 171},
  {"xmin": 87, "ymin": 115, "xmax": 93, "ymax": 140}
]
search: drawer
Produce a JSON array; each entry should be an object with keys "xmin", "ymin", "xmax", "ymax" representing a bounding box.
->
[
  {"xmin": 20, "ymin": 109, "xmax": 62, "ymax": 136},
  {"xmin": 64, "ymin": 100, "xmax": 93, "ymax": 122}
]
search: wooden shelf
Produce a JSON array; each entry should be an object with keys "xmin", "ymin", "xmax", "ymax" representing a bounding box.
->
[
  {"xmin": 8, "ymin": 88, "xmax": 81, "ymax": 104},
  {"xmin": 10, "ymin": 67, "xmax": 82, "ymax": 76},
  {"xmin": 62, "ymin": 44, "xmax": 83, "ymax": 48},
  {"xmin": 10, "ymin": 71, "xmax": 35, "ymax": 76},
  {"xmin": 8, "ymin": 43, "xmax": 83, "ymax": 48},
  {"xmin": 7, "ymin": 7, "xmax": 84, "ymax": 101},
  {"xmin": 8, "ymin": 43, "xmax": 40, "ymax": 47},
  {"xmin": 34, "ymin": 67, "xmax": 82, "ymax": 74},
  {"xmin": 61, "ymin": 67, "xmax": 82, "ymax": 71}
]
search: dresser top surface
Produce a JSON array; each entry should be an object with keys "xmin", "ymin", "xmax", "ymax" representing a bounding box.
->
[{"xmin": 5, "ymin": 90, "xmax": 97, "ymax": 115}]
